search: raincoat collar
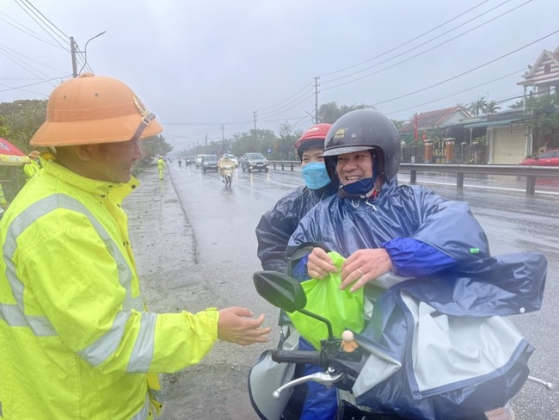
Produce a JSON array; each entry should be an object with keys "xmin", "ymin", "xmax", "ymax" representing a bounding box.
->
[{"xmin": 41, "ymin": 157, "xmax": 140, "ymax": 199}]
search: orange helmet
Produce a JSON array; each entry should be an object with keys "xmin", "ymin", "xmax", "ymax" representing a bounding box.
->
[{"xmin": 30, "ymin": 73, "xmax": 163, "ymax": 147}]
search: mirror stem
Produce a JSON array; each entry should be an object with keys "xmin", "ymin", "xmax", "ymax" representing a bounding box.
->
[{"xmin": 298, "ymin": 308, "xmax": 334, "ymax": 339}]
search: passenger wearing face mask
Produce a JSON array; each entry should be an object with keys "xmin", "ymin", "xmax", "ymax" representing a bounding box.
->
[{"xmin": 255, "ymin": 123, "xmax": 338, "ymax": 274}]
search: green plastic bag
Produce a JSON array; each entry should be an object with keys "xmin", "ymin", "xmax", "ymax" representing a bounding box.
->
[{"xmin": 287, "ymin": 251, "xmax": 364, "ymax": 350}]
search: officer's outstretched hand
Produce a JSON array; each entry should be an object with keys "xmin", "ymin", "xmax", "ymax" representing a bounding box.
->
[{"xmin": 218, "ymin": 307, "xmax": 271, "ymax": 346}]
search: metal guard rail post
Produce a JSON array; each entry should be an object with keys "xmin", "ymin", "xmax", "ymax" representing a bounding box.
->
[
  {"xmin": 270, "ymin": 160, "xmax": 299, "ymax": 172},
  {"xmin": 401, "ymin": 163, "xmax": 559, "ymax": 196}
]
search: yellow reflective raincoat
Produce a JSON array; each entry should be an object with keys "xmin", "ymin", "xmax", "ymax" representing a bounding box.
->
[{"xmin": 0, "ymin": 158, "xmax": 219, "ymax": 420}]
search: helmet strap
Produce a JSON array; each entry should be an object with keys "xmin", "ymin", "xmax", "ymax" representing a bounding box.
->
[
  {"xmin": 130, "ymin": 113, "xmax": 156, "ymax": 142},
  {"xmin": 337, "ymin": 152, "xmax": 381, "ymax": 201}
]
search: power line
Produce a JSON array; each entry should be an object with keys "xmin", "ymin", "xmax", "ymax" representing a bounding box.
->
[
  {"xmin": 0, "ymin": 42, "xmax": 68, "ymax": 74},
  {"xmin": 319, "ymin": 0, "xmax": 493, "ymax": 79},
  {"xmin": 371, "ymin": 29, "xmax": 559, "ymax": 108},
  {"xmin": 18, "ymin": 0, "xmax": 69, "ymax": 40},
  {"xmin": 0, "ymin": 76, "xmax": 66, "ymax": 95},
  {"xmin": 0, "ymin": 12, "xmax": 63, "ymax": 48},
  {"xmin": 322, "ymin": 0, "xmax": 533, "ymax": 90},
  {"xmin": 385, "ymin": 68, "xmax": 526, "ymax": 117}
]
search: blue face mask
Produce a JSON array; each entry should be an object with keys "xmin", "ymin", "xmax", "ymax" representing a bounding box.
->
[
  {"xmin": 339, "ymin": 177, "xmax": 376, "ymax": 197},
  {"xmin": 302, "ymin": 162, "xmax": 331, "ymax": 190}
]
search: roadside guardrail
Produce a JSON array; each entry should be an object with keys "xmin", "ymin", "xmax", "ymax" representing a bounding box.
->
[
  {"xmin": 401, "ymin": 163, "xmax": 559, "ymax": 196},
  {"xmin": 269, "ymin": 161, "xmax": 559, "ymax": 196}
]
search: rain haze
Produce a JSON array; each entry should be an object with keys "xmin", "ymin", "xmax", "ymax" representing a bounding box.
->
[{"xmin": 1, "ymin": 0, "xmax": 558, "ymax": 151}]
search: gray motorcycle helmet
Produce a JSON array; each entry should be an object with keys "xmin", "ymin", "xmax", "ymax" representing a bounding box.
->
[{"xmin": 323, "ymin": 109, "xmax": 401, "ymax": 182}]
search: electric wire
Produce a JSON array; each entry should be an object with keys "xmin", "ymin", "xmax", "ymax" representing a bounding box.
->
[
  {"xmin": 371, "ymin": 29, "xmax": 559, "ymax": 108},
  {"xmin": 385, "ymin": 68, "xmax": 526, "ymax": 116},
  {"xmin": 0, "ymin": 12, "xmax": 63, "ymax": 48},
  {"xmin": 322, "ymin": 0, "xmax": 534, "ymax": 90},
  {"xmin": 319, "ymin": 0, "xmax": 493, "ymax": 79}
]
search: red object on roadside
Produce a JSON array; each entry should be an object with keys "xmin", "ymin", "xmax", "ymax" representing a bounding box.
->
[{"xmin": 0, "ymin": 137, "xmax": 30, "ymax": 166}]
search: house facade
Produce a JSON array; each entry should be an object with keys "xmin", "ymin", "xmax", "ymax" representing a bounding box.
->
[{"xmin": 399, "ymin": 45, "xmax": 559, "ymax": 164}]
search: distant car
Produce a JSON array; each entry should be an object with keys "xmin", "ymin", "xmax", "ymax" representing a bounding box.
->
[
  {"xmin": 185, "ymin": 156, "xmax": 196, "ymax": 165},
  {"xmin": 201, "ymin": 155, "xmax": 219, "ymax": 173},
  {"xmin": 195, "ymin": 154, "xmax": 213, "ymax": 167},
  {"xmin": 240, "ymin": 152, "xmax": 269, "ymax": 172},
  {"xmin": 223, "ymin": 154, "xmax": 238, "ymax": 167},
  {"xmin": 519, "ymin": 150, "xmax": 559, "ymax": 166}
]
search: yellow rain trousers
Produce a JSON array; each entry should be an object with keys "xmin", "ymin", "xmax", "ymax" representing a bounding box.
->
[{"xmin": 0, "ymin": 158, "xmax": 219, "ymax": 420}]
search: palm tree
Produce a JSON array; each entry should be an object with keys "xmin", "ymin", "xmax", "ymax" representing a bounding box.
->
[
  {"xmin": 485, "ymin": 100, "xmax": 501, "ymax": 114},
  {"xmin": 468, "ymin": 97, "xmax": 487, "ymax": 116}
]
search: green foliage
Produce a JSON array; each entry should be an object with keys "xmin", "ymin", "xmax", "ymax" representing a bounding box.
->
[
  {"xmin": 317, "ymin": 101, "xmax": 374, "ymax": 124},
  {"xmin": 0, "ymin": 99, "xmax": 47, "ymax": 154},
  {"xmin": 472, "ymin": 135, "xmax": 487, "ymax": 146},
  {"xmin": 468, "ymin": 97, "xmax": 501, "ymax": 116},
  {"xmin": 138, "ymin": 134, "xmax": 173, "ymax": 164},
  {"xmin": 523, "ymin": 93, "xmax": 559, "ymax": 151}
]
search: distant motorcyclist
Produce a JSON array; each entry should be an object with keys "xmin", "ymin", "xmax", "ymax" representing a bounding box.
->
[
  {"xmin": 218, "ymin": 154, "xmax": 236, "ymax": 183},
  {"xmin": 178, "ymin": 158, "xmax": 182, "ymax": 167}
]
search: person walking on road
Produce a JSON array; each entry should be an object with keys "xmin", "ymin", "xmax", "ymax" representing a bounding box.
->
[
  {"xmin": 23, "ymin": 150, "xmax": 41, "ymax": 182},
  {"xmin": 0, "ymin": 73, "xmax": 270, "ymax": 420},
  {"xmin": 157, "ymin": 155, "xmax": 167, "ymax": 180}
]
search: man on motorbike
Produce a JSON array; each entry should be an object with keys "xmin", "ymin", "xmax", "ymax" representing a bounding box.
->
[
  {"xmin": 287, "ymin": 110, "xmax": 525, "ymax": 420},
  {"xmin": 255, "ymin": 123, "xmax": 338, "ymax": 274},
  {"xmin": 218, "ymin": 154, "xmax": 236, "ymax": 183}
]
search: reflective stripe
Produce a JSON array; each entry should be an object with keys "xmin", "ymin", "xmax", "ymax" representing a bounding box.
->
[
  {"xmin": 77, "ymin": 311, "xmax": 131, "ymax": 366},
  {"xmin": 0, "ymin": 303, "xmax": 56, "ymax": 336},
  {"xmin": 128, "ymin": 312, "xmax": 157, "ymax": 372},
  {"xmin": 1, "ymin": 193, "xmax": 154, "ymax": 370},
  {"xmin": 131, "ymin": 395, "xmax": 150, "ymax": 420}
]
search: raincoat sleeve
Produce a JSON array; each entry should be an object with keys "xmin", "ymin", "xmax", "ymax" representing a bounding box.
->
[
  {"xmin": 287, "ymin": 185, "xmax": 489, "ymax": 273},
  {"xmin": 402, "ymin": 186, "xmax": 490, "ymax": 262},
  {"xmin": 256, "ymin": 188, "xmax": 306, "ymax": 273},
  {"xmin": 17, "ymin": 209, "xmax": 218, "ymax": 374},
  {"xmin": 382, "ymin": 237, "xmax": 457, "ymax": 277}
]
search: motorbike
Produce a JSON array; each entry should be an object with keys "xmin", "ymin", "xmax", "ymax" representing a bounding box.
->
[
  {"xmin": 249, "ymin": 267, "xmax": 553, "ymax": 420},
  {"xmin": 220, "ymin": 165, "xmax": 234, "ymax": 188}
]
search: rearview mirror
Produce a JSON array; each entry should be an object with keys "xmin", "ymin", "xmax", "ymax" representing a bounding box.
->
[{"xmin": 253, "ymin": 271, "xmax": 307, "ymax": 313}]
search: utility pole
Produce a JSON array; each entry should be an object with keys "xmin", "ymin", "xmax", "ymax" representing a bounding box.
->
[
  {"xmin": 314, "ymin": 76, "xmax": 320, "ymax": 123},
  {"xmin": 253, "ymin": 111, "xmax": 258, "ymax": 142},
  {"xmin": 70, "ymin": 37, "xmax": 78, "ymax": 78},
  {"xmin": 70, "ymin": 32, "xmax": 106, "ymax": 78}
]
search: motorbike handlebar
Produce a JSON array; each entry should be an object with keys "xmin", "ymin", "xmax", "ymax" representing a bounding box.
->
[{"xmin": 272, "ymin": 349, "xmax": 322, "ymax": 365}]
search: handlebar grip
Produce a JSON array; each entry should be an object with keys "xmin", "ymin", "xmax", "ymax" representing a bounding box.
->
[{"xmin": 272, "ymin": 350, "xmax": 321, "ymax": 365}]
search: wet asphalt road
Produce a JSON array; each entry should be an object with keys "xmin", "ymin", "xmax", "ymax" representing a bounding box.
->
[{"xmin": 158, "ymin": 162, "xmax": 558, "ymax": 419}]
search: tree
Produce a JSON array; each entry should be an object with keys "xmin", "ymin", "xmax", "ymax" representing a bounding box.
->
[
  {"xmin": 485, "ymin": 100, "xmax": 501, "ymax": 114},
  {"xmin": 137, "ymin": 134, "xmax": 173, "ymax": 165},
  {"xmin": 468, "ymin": 97, "xmax": 487, "ymax": 116},
  {"xmin": 523, "ymin": 92, "xmax": 559, "ymax": 152},
  {"xmin": 317, "ymin": 101, "xmax": 374, "ymax": 123},
  {"xmin": 0, "ymin": 99, "xmax": 48, "ymax": 153}
]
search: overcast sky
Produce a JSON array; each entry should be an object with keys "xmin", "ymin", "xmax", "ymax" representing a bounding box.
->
[{"xmin": 1, "ymin": 0, "xmax": 558, "ymax": 151}]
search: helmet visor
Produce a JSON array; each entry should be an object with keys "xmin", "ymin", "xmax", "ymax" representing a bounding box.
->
[{"xmin": 322, "ymin": 145, "xmax": 373, "ymax": 157}]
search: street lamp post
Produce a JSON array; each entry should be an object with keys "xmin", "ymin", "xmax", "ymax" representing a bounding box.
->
[{"xmin": 71, "ymin": 31, "xmax": 107, "ymax": 77}]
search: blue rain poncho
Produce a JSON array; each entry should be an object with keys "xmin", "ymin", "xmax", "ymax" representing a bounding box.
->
[
  {"xmin": 282, "ymin": 179, "xmax": 546, "ymax": 419},
  {"xmin": 256, "ymin": 181, "xmax": 338, "ymax": 273}
]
